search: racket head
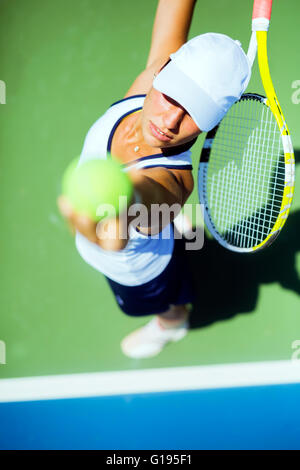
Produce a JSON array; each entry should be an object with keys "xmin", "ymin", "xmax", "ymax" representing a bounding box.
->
[{"xmin": 198, "ymin": 93, "xmax": 295, "ymax": 253}]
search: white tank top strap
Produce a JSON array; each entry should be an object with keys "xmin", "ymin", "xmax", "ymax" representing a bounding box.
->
[
  {"xmin": 78, "ymin": 95, "xmax": 146, "ymax": 164},
  {"xmin": 123, "ymin": 151, "xmax": 193, "ymax": 172}
]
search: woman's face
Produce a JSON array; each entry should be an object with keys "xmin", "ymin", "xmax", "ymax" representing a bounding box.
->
[{"xmin": 140, "ymin": 87, "xmax": 202, "ymax": 149}]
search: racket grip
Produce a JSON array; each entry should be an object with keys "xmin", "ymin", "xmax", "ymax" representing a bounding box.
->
[{"xmin": 252, "ymin": 0, "xmax": 273, "ymax": 20}]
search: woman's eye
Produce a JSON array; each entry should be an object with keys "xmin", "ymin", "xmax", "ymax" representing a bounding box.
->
[{"xmin": 162, "ymin": 94, "xmax": 180, "ymax": 107}]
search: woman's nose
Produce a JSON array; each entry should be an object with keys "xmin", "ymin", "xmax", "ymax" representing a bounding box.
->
[{"xmin": 163, "ymin": 105, "xmax": 185, "ymax": 130}]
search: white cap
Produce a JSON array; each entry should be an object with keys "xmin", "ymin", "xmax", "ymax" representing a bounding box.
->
[{"xmin": 153, "ymin": 33, "xmax": 251, "ymax": 132}]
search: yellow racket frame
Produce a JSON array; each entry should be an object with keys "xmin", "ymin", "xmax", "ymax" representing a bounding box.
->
[{"xmin": 253, "ymin": 30, "xmax": 295, "ymax": 251}]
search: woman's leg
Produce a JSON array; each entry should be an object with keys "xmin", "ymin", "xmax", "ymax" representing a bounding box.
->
[{"xmin": 158, "ymin": 304, "xmax": 190, "ymax": 328}]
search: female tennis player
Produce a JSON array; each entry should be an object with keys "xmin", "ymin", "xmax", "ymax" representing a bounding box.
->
[{"xmin": 58, "ymin": 0, "xmax": 250, "ymax": 358}]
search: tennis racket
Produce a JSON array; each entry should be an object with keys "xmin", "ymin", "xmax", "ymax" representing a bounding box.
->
[{"xmin": 198, "ymin": 0, "xmax": 295, "ymax": 253}]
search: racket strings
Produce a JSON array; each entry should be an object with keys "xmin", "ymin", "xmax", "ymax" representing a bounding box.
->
[{"xmin": 205, "ymin": 98, "xmax": 285, "ymax": 249}]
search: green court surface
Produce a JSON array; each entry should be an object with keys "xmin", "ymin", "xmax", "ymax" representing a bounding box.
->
[{"xmin": 0, "ymin": 0, "xmax": 300, "ymax": 381}]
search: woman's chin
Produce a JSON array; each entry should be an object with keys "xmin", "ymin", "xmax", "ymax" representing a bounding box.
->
[
  {"xmin": 143, "ymin": 133, "xmax": 162, "ymax": 148},
  {"xmin": 143, "ymin": 131, "xmax": 174, "ymax": 149}
]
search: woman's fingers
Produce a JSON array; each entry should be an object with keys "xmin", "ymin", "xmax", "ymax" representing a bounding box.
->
[
  {"xmin": 57, "ymin": 195, "xmax": 74, "ymax": 219},
  {"xmin": 57, "ymin": 195, "xmax": 128, "ymax": 246},
  {"xmin": 57, "ymin": 195, "xmax": 76, "ymax": 235},
  {"xmin": 75, "ymin": 213, "xmax": 98, "ymax": 243},
  {"xmin": 57, "ymin": 195, "xmax": 97, "ymax": 242}
]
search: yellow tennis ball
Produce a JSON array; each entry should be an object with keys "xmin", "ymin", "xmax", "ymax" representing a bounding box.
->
[{"xmin": 62, "ymin": 157, "xmax": 133, "ymax": 222}]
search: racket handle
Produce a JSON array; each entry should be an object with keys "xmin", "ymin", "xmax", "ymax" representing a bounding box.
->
[
  {"xmin": 253, "ymin": 0, "xmax": 273, "ymax": 20},
  {"xmin": 252, "ymin": 0, "xmax": 273, "ymax": 31}
]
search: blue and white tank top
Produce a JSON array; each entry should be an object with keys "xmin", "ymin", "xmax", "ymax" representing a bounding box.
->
[{"xmin": 75, "ymin": 95, "xmax": 193, "ymax": 286}]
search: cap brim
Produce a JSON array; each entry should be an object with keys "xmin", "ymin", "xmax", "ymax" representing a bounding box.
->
[{"xmin": 153, "ymin": 61, "xmax": 226, "ymax": 132}]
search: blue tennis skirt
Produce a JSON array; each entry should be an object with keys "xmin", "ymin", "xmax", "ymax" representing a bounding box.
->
[{"xmin": 105, "ymin": 238, "xmax": 195, "ymax": 316}]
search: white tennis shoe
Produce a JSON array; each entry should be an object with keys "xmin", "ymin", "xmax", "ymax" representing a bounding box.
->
[{"xmin": 121, "ymin": 316, "xmax": 189, "ymax": 359}]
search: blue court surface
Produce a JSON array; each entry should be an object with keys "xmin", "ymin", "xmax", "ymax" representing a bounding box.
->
[
  {"xmin": 0, "ymin": 362, "xmax": 300, "ymax": 450},
  {"xmin": 1, "ymin": 384, "xmax": 300, "ymax": 450}
]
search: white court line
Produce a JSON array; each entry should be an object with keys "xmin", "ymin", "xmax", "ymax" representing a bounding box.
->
[{"xmin": 0, "ymin": 360, "xmax": 300, "ymax": 403}]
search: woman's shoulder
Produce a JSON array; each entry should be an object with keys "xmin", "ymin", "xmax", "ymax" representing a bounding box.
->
[
  {"xmin": 79, "ymin": 95, "xmax": 147, "ymax": 161},
  {"xmin": 85, "ymin": 94, "xmax": 146, "ymax": 139},
  {"xmin": 109, "ymin": 94, "xmax": 146, "ymax": 109}
]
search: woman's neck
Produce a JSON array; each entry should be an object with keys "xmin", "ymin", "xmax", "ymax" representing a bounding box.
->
[{"xmin": 110, "ymin": 110, "xmax": 161, "ymax": 163}]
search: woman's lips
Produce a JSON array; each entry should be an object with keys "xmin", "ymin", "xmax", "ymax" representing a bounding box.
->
[{"xmin": 149, "ymin": 121, "xmax": 172, "ymax": 142}]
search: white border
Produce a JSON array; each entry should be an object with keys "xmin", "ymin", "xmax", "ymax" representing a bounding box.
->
[{"xmin": 0, "ymin": 360, "xmax": 299, "ymax": 403}]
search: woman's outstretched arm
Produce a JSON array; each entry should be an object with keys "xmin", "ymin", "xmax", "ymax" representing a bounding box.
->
[
  {"xmin": 125, "ymin": 0, "xmax": 197, "ymax": 97},
  {"xmin": 146, "ymin": 0, "xmax": 197, "ymax": 68}
]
